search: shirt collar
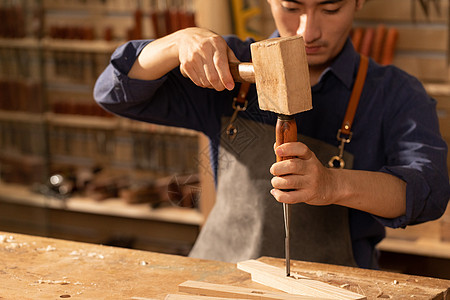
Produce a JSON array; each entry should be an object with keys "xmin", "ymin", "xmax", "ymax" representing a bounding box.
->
[
  {"xmin": 268, "ymin": 31, "xmax": 360, "ymax": 90},
  {"xmin": 326, "ymin": 38, "xmax": 360, "ymax": 90}
]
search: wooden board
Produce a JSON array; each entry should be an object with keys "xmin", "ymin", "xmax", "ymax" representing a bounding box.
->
[
  {"xmin": 178, "ymin": 280, "xmax": 324, "ymax": 300},
  {"xmin": 237, "ymin": 260, "xmax": 366, "ymax": 300},
  {"xmin": 258, "ymin": 257, "xmax": 450, "ymax": 300}
]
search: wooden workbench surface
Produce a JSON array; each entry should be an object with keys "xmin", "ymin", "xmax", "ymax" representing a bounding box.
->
[{"xmin": 1, "ymin": 232, "xmax": 449, "ymax": 299}]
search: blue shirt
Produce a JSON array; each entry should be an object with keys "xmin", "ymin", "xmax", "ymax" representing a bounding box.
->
[{"xmin": 94, "ymin": 34, "xmax": 450, "ymax": 268}]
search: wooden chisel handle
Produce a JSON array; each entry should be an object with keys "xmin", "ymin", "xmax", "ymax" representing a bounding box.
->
[{"xmin": 275, "ymin": 114, "xmax": 297, "ymax": 161}]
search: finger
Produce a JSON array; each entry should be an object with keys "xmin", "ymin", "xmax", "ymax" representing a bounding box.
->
[
  {"xmin": 181, "ymin": 63, "xmax": 202, "ymax": 87},
  {"xmin": 275, "ymin": 142, "xmax": 312, "ymax": 160},
  {"xmin": 271, "ymin": 175, "xmax": 303, "ymax": 190},
  {"xmin": 270, "ymin": 188, "xmax": 305, "ymax": 204},
  {"xmin": 270, "ymin": 159, "xmax": 302, "ymax": 176},
  {"xmin": 203, "ymin": 60, "xmax": 227, "ymax": 91},
  {"xmin": 181, "ymin": 62, "xmax": 212, "ymax": 89},
  {"xmin": 217, "ymin": 47, "xmax": 239, "ymax": 90}
]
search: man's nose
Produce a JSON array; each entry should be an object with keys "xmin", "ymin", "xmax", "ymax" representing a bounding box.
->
[{"xmin": 296, "ymin": 14, "xmax": 320, "ymax": 43}]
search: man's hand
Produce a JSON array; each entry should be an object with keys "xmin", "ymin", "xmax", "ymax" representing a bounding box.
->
[
  {"xmin": 177, "ymin": 28, "xmax": 239, "ymax": 91},
  {"xmin": 270, "ymin": 142, "xmax": 337, "ymax": 206},
  {"xmin": 269, "ymin": 142, "xmax": 407, "ymax": 219},
  {"xmin": 128, "ymin": 27, "xmax": 239, "ymax": 91}
]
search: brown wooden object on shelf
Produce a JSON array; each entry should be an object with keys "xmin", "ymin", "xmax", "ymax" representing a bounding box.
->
[
  {"xmin": 371, "ymin": 24, "xmax": 386, "ymax": 63},
  {"xmin": 351, "ymin": 27, "xmax": 364, "ymax": 52},
  {"xmin": 381, "ymin": 27, "xmax": 399, "ymax": 65},
  {"xmin": 359, "ymin": 27, "xmax": 374, "ymax": 57}
]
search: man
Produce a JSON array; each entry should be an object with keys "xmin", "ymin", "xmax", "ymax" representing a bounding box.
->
[{"xmin": 94, "ymin": 0, "xmax": 450, "ymax": 269}]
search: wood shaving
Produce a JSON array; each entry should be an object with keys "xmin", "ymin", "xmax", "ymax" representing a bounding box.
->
[
  {"xmin": 0, "ymin": 235, "xmax": 14, "ymax": 243},
  {"xmin": 37, "ymin": 279, "xmax": 71, "ymax": 285},
  {"xmin": 37, "ymin": 245, "xmax": 56, "ymax": 252}
]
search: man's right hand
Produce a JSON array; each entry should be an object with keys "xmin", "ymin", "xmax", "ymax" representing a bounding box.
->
[{"xmin": 128, "ymin": 27, "xmax": 239, "ymax": 91}]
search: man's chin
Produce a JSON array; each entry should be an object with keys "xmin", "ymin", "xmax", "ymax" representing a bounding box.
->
[{"xmin": 306, "ymin": 56, "xmax": 329, "ymax": 70}]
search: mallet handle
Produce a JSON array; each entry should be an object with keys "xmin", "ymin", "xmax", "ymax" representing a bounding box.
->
[
  {"xmin": 229, "ymin": 62, "xmax": 255, "ymax": 83},
  {"xmin": 180, "ymin": 62, "xmax": 255, "ymax": 84}
]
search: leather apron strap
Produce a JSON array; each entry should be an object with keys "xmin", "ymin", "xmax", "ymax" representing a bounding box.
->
[
  {"xmin": 341, "ymin": 54, "xmax": 369, "ymax": 136},
  {"xmin": 329, "ymin": 54, "xmax": 369, "ymax": 169}
]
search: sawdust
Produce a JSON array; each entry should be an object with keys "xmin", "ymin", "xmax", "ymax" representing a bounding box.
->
[
  {"xmin": 69, "ymin": 249, "xmax": 105, "ymax": 259},
  {"xmin": 0, "ymin": 235, "xmax": 29, "ymax": 250},
  {"xmin": 36, "ymin": 279, "xmax": 71, "ymax": 285},
  {"xmin": 36, "ymin": 245, "xmax": 56, "ymax": 252}
]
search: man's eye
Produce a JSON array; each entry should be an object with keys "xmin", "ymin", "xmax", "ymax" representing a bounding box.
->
[
  {"xmin": 282, "ymin": 6, "xmax": 300, "ymax": 12},
  {"xmin": 281, "ymin": 1, "xmax": 300, "ymax": 12},
  {"xmin": 323, "ymin": 6, "xmax": 341, "ymax": 14}
]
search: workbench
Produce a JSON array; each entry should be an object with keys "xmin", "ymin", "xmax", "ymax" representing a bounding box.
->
[{"xmin": 1, "ymin": 232, "xmax": 449, "ymax": 299}]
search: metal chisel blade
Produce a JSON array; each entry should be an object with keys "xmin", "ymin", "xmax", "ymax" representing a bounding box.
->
[{"xmin": 283, "ymin": 203, "xmax": 290, "ymax": 276}]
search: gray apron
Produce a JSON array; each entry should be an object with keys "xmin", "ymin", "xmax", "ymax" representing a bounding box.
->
[{"xmin": 189, "ymin": 116, "xmax": 357, "ymax": 267}]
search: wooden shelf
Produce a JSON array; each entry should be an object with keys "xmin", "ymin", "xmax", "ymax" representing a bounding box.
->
[
  {"xmin": 0, "ymin": 110, "xmax": 46, "ymax": 123},
  {"xmin": 0, "ymin": 182, "xmax": 203, "ymax": 226},
  {"xmin": 378, "ymin": 236, "xmax": 450, "ymax": 260},
  {"xmin": 378, "ymin": 216, "xmax": 450, "ymax": 260},
  {"xmin": 41, "ymin": 38, "xmax": 123, "ymax": 53},
  {"xmin": 0, "ymin": 38, "xmax": 40, "ymax": 49},
  {"xmin": 46, "ymin": 112, "xmax": 119, "ymax": 130},
  {"xmin": 0, "ymin": 111, "xmax": 198, "ymax": 137}
]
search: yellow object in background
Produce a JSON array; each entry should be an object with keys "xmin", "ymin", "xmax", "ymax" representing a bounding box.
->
[{"xmin": 231, "ymin": 0, "xmax": 263, "ymax": 40}]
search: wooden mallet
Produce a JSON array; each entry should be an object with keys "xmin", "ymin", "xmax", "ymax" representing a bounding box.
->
[
  {"xmin": 182, "ymin": 35, "xmax": 312, "ymax": 275},
  {"xmin": 228, "ymin": 35, "xmax": 312, "ymax": 276}
]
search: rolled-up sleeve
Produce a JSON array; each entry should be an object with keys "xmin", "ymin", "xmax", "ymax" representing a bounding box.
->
[
  {"xmin": 94, "ymin": 40, "xmax": 169, "ymax": 118},
  {"xmin": 376, "ymin": 77, "xmax": 449, "ymax": 228}
]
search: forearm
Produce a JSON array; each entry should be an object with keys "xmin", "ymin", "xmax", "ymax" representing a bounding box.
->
[
  {"xmin": 331, "ymin": 169, "xmax": 406, "ymax": 219},
  {"xmin": 128, "ymin": 32, "xmax": 180, "ymax": 80}
]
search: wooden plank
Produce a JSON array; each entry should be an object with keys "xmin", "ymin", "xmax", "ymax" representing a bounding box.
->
[
  {"xmin": 393, "ymin": 55, "xmax": 448, "ymax": 82},
  {"xmin": 258, "ymin": 256, "xmax": 450, "ymax": 299},
  {"xmin": 350, "ymin": 26, "xmax": 448, "ymax": 52},
  {"xmin": 178, "ymin": 280, "xmax": 324, "ymax": 300},
  {"xmin": 355, "ymin": 0, "xmax": 448, "ymax": 23},
  {"xmin": 237, "ymin": 260, "xmax": 366, "ymax": 300},
  {"xmin": 396, "ymin": 27, "xmax": 448, "ymax": 52}
]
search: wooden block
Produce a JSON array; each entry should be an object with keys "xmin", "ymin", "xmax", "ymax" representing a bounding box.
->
[
  {"xmin": 178, "ymin": 280, "xmax": 324, "ymax": 300},
  {"xmin": 251, "ymin": 35, "xmax": 312, "ymax": 116},
  {"xmin": 237, "ymin": 260, "xmax": 366, "ymax": 300}
]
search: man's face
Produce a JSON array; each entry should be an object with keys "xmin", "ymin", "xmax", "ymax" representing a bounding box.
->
[{"xmin": 267, "ymin": 0, "xmax": 363, "ymax": 70}]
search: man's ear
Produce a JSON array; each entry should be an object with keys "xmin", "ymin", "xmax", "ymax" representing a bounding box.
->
[{"xmin": 356, "ymin": 0, "xmax": 366, "ymax": 11}]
